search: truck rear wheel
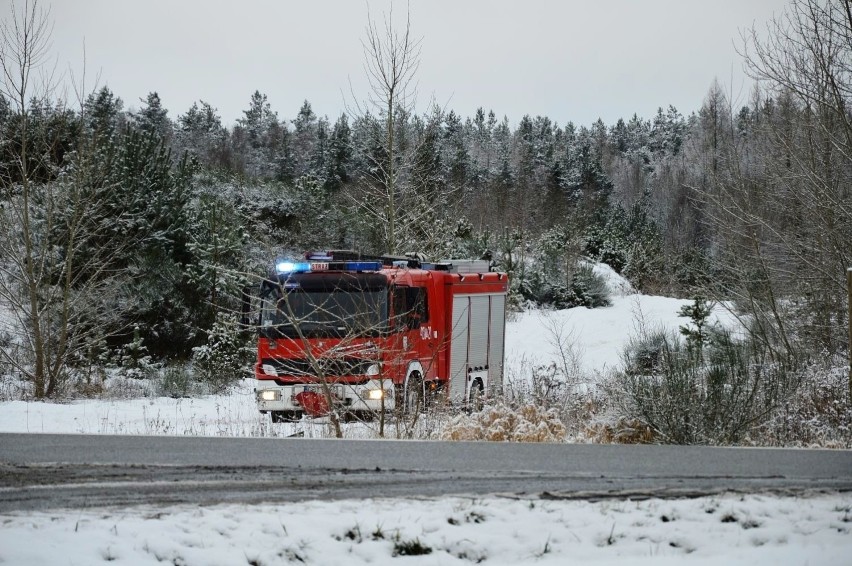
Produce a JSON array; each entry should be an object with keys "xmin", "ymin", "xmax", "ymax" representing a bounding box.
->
[{"xmin": 468, "ymin": 379, "xmax": 485, "ymax": 412}]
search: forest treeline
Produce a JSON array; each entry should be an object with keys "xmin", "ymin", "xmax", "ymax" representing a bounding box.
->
[{"xmin": 1, "ymin": 0, "xmax": 850, "ymax": 415}]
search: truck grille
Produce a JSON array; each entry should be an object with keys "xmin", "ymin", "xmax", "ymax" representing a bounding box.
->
[{"xmin": 261, "ymin": 357, "xmax": 374, "ymax": 378}]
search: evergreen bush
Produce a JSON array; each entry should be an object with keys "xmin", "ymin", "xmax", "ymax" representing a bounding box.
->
[
  {"xmin": 191, "ymin": 314, "xmax": 253, "ymax": 393},
  {"xmin": 158, "ymin": 365, "xmax": 193, "ymax": 398},
  {"xmin": 571, "ymin": 264, "xmax": 611, "ymax": 308}
]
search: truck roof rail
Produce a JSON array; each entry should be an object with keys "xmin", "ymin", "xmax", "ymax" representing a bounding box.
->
[
  {"xmin": 435, "ymin": 259, "xmax": 492, "ymax": 273},
  {"xmin": 303, "ymin": 251, "xmax": 494, "ymax": 273},
  {"xmin": 305, "ymin": 250, "xmax": 421, "ymax": 268}
]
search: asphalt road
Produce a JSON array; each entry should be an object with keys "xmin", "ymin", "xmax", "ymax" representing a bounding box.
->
[{"xmin": 1, "ymin": 433, "xmax": 850, "ymax": 511}]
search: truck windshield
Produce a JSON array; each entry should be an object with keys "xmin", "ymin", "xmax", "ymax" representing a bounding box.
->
[{"xmin": 261, "ymin": 282, "xmax": 389, "ymax": 339}]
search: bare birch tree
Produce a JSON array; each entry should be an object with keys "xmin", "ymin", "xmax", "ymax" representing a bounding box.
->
[
  {"xmin": 0, "ymin": 0, "xmax": 134, "ymax": 397},
  {"xmin": 348, "ymin": 5, "xmax": 422, "ymax": 254},
  {"xmin": 0, "ymin": 0, "xmax": 62, "ymax": 397}
]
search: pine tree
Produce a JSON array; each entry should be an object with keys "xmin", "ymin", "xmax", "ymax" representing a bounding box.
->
[
  {"xmin": 61, "ymin": 121, "xmax": 198, "ymax": 358},
  {"xmin": 238, "ymin": 90, "xmax": 277, "ymax": 142},
  {"xmin": 176, "ymin": 100, "xmax": 226, "ymax": 168},
  {"xmin": 678, "ymin": 297, "xmax": 714, "ymax": 359},
  {"xmin": 235, "ymin": 91, "xmax": 278, "ymax": 177},
  {"xmin": 443, "ymin": 110, "xmax": 469, "ymax": 188},
  {"xmin": 410, "ymin": 114, "xmax": 448, "ymax": 255},
  {"xmin": 293, "ymin": 99, "xmax": 317, "ymax": 177},
  {"xmin": 136, "ymin": 91, "xmax": 171, "ymax": 141},
  {"xmin": 492, "ymin": 116, "xmax": 514, "ymax": 226},
  {"xmin": 324, "ymin": 113, "xmax": 352, "ymax": 192},
  {"xmin": 311, "ymin": 116, "xmax": 329, "ymax": 181},
  {"xmin": 185, "ymin": 194, "xmax": 247, "ymax": 326},
  {"xmin": 84, "ymin": 86, "xmax": 125, "ymax": 142}
]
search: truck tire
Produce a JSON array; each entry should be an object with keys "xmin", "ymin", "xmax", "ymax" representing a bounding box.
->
[
  {"xmin": 404, "ymin": 373, "xmax": 424, "ymax": 414},
  {"xmin": 271, "ymin": 410, "xmax": 300, "ymax": 423},
  {"xmin": 468, "ymin": 379, "xmax": 485, "ymax": 412}
]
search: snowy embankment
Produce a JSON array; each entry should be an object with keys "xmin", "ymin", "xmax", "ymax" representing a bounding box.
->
[
  {"xmin": 2, "ymin": 494, "xmax": 849, "ymax": 565},
  {"xmin": 507, "ymin": 263, "xmax": 734, "ymax": 377},
  {"xmin": 507, "ymin": 294, "xmax": 709, "ymax": 377}
]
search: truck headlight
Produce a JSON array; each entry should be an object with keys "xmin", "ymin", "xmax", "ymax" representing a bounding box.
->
[
  {"xmin": 366, "ymin": 363, "xmax": 381, "ymax": 376},
  {"xmin": 260, "ymin": 390, "xmax": 278, "ymax": 401},
  {"xmin": 366, "ymin": 389, "xmax": 385, "ymax": 400}
]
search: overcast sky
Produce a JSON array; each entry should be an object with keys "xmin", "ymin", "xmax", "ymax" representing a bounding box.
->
[{"xmin": 43, "ymin": 0, "xmax": 791, "ymax": 128}]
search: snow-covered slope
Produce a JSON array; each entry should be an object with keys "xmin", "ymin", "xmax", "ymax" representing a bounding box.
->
[
  {"xmin": 507, "ymin": 294, "xmax": 697, "ymax": 376},
  {"xmin": 506, "ymin": 263, "xmax": 730, "ymax": 378}
]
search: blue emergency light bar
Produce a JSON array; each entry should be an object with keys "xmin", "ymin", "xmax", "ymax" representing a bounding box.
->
[
  {"xmin": 275, "ymin": 261, "xmax": 311, "ymax": 273},
  {"xmin": 275, "ymin": 260, "xmax": 382, "ymax": 274}
]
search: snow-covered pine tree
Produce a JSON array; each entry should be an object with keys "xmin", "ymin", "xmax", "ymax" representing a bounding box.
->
[
  {"xmin": 176, "ymin": 100, "xmax": 226, "ymax": 168},
  {"xmin": 293, "ymin": 100, "xmax": 318, "ymax": 178},
  {"xmin": 135, "ymin": 91, "xmax": 172, "ymax": 142},
  {"xmin": 235, "ymin": 91, "xmax": 279, "ymax": 178},
  {"xmin": 323, "ymin": 113, "xmax": 352, "ymax": 192}
]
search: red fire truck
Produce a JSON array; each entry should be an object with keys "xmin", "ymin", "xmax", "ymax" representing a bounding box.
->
[{"xmin": 253, "ymin": 251, "xmax": 509, "ymax": 421}]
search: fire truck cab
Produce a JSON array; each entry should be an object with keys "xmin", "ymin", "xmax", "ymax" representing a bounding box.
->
[{"xmin": 253, "ymin": 251, "xmax": 508, "ymax": 421}]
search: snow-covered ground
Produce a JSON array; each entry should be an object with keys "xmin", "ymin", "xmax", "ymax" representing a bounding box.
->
[
  {"xmin": 2, "ymin": 266, "xmax": 848, "ymax": 564},
  {"xmin": 2, "ymin": 493, "xmax": 849, "ymax": 565},
  {"xmin": 0, "ymin": 380, "xmax": 265, "ymax": 436}
]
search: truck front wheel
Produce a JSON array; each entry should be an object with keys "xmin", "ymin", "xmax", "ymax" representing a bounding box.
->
[
  {"xmin": 404, "ymin": 373, "xmax": 424, "ymax": 414},
  {"xmin": 271, "ymin": 410, "xmax": 300, "ymax": 423}
]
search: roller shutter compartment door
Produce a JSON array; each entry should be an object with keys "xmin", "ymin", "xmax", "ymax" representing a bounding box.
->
[
  {"xmin": 488, "ymin": 294, "xmax": 506, "ymax": 393},
  {"xmin": 449, "ymin": 295, "xmax": 470, "ymax": 402}
]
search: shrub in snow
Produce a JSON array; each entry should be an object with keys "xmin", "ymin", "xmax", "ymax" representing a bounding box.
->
[
  {"xmin": 582, "ymin": 201, "xmax": 664, "ymax": 292},
  {"xmin": 439, "ymin": 403, "xmax": 566, "ymax": 442},
  {"xmin": 570, "ymin": 263, "xmax": 610, "ymax": 308},
  {"xmin": 759, "ymin": 356, "xmax": 852, "ymax": 448},
  {"xmin": 525, "ymin": 363, "xmax": 572, "ymax": 406},
  {"xmin": 524, "ymin": 260, "xmax": 612, "ymax": 309},
  {"xmin": 117, "ymin": 326, "xmax": 158, "ymax": 380},
  {"xmin": 0, "ymin": 326, "xmax": 13, "ymax": 375},
  {"xmin": 157, "ymin": 365, "xmax": 194, "ymax": 398},
  {"xmin": 191, "ymin": 313, "xmax": 252, "ymax": 393},
  {"xmin": 520, "ymin": 227, "xmax": 588, "ymax": 309},
  {"xmin": 99, "ymin": 373, "xmax": 158, "ymax": 399},
  {"xmin": 606, "ymin": 327, "xmax": 800, "ymax": 445},
  {"xmin": 585, "ymin": 415, "xmax": 657, "ymax": 444},
  {"xmin": 0, "ymin": 325, "xmax": 22, "ymax": 399}
]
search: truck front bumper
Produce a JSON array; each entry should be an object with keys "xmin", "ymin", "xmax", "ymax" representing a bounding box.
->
[{"xmin": 256, "ymin": 379, "xmax": 396, "ymax": 414}]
